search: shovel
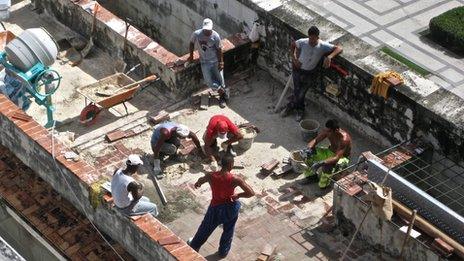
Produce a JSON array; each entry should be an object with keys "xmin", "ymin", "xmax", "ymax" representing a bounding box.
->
[
  {"xmin": 95, "ymin": 75, "xmax": 157, "ymax": 97},
  {"xmin": 80, "ymin": 3, "xmax": 100, "ymax": 58}
]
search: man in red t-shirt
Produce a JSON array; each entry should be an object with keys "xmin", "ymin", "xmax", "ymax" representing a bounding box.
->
[
  {"xmin": 203, "ymin": 115, "xmax": 243, "ymax": 170},
  {"xmin": 188, "ymin": 155, "xmax": 254, "ymax": 258}
]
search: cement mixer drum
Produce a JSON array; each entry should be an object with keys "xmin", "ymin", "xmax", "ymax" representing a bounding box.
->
[{"xmin": 4, "ymin": 28, "xmax": 58, "ymax": 72}]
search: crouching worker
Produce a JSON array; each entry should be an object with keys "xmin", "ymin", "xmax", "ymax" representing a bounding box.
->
[
  {"xmin": 203, "ymin": 115, "xmax": 243, "ymax": 171},
  {"xmin": 151, "ymin": 121, "xmax": 202, "ymax": 176},
  {"xmin": 111, "ymin": 155, "xmax": 158, "ymax": 217},
  {"xmin": 300, "ymin": 119, "xmax": 351, "ymax": 188}
]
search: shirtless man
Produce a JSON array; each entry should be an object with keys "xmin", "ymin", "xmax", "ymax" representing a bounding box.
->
[{"xmin": 300, "ymin": 119, "xmax": 351, "ymax": 188}]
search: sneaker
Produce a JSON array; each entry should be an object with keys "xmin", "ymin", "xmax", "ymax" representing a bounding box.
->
[
  {"xmin": 295, "ymin": 110, "xmax": 304, "ymax": 122},
  {"xmin": 217, "ymin": 251, "xmax": 228, "ymax": 258},
  {"xmin": 186, "ymin": 237, "xmax": 193, "ymax": 246}
]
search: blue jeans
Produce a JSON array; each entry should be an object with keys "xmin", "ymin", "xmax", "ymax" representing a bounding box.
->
[
  {"xmin": 201, "ymin": 62, "xmax": 225, "ymax": 91},
  {"xmin": 117, "ymin": 196, "xmax": 159, "ymax": 217},
  {"xmin": 190, "ymin": 201, "xmax": 241, "ymax": 256}
]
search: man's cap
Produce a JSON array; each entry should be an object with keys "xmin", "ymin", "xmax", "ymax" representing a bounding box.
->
[
  {"xmin": 202, "ymin": 18, "xmax": 213, "ymax": 30},
  {"xmin": 127, "ymin": 154, "xmax": 143, "ymax": 166},
  {"xmin": 176, "ymin": 124, "xmax": 190, "ymax": 138}
]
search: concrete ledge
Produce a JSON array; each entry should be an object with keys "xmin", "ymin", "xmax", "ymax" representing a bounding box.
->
[{"xmin": 0, "ymin": 94, "xmax": 204, "ymax": 260}]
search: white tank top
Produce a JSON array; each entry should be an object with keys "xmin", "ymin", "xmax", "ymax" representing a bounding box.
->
[{"xmin": 111, "ymin": 168, "xmax": 135, "ymax": 208}]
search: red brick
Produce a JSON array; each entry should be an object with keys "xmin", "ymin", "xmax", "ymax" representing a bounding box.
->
[
  {"xmin": 432, "ymin": 238, "xmax": 454, "ymax": 257},
  {"xmin": 171, "ymin": 245, "xmax": 202, "ymax": 260},
  {"xmin": 105, "ymin": 130, "xmax": 126, "ymax": 142},
  {"xmin": 158, "ymin": 235, "xmax": 181, "ymax": 246},
  {"xmin": 345, "ymin": 184, "xmax": 362, "ymax": 196},
  {"xmin": 65, "ymin": 243, "xmax": 81, "ymax": 256},
  {"xmin": 25, "ymin": 125, "xmax": 45, "ymax": 136},
  {"xmin": 261, "ymin": 159, "xmax": 279, "ymax": 172},
  {"xmin": 30, "ymin": 129, "xmax": 50, "ymax": 140},
  {"xmin": 149, "ymin": 111, "xmax": 170, "ymax": 124},
  {"xmin": 19, "ymin": 121, "xmax": 39, "ymax": 132}
]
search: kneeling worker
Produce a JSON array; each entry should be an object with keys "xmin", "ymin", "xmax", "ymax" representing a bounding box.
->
[
  {"xmin": 204, "ymin": 115, "xmax": 243, "ymax": 171},
  {"xmin": 300, "ymin": 119, "xmax": 351, "ymax": 188},
  {"xmin": 152, "ymin": 121, "xmax": 202, "ymax": 175}
]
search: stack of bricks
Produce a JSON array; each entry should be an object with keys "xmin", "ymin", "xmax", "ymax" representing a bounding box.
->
[{"xmin": 0, "ymin": 94, "xmax": 205, "ymax": 260}]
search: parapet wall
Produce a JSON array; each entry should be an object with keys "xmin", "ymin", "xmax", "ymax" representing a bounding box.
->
[
  {"xmin": 0, "ymin": 94, "xmax": 204, "ymax": 261},
  {"xmin": 333, "ymin": 184, "xmax": 440, "ymax": 260}
]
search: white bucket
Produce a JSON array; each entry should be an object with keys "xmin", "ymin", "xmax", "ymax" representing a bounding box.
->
[
  {"xmin": 290, "ymin": 150, "xmax": 306, "ymax": 173},
  {"xmin": 237, "ymin": 127, "xmax": 257, "ymax": 151}
]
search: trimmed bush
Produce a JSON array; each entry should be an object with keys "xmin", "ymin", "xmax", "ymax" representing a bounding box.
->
[{"xmin": 429, "ymin": 6, "xmax": 464, "ymax": 53}]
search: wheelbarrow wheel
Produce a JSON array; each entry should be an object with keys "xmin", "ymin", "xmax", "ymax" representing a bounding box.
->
[{"xmin": 80, "ymin": 103, "xmax": 101, "ymax": 126}]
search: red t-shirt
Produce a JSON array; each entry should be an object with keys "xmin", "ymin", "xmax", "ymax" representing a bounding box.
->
[
  {"xmin": 210, "ymin": 171, "xmax": 236, "ymax": 206},
  {"xmin": 205, "ymin": 115, "xmax": 240, "ymax": 141}
]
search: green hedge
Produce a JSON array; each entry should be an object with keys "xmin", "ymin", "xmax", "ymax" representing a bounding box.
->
[{"xmin": 429, "ymin": 6, "xmax": 464, "ymax": 53}]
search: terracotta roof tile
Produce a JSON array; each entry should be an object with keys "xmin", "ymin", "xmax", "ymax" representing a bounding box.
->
[{"xmin": 0, "ymin": 146, "xmax": 135, "ymax": 260}]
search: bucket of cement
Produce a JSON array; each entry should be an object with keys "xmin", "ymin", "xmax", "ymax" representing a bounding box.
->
[
  {"xmin": 290, "ymin": 150, "xmax": 306, "ymax": 173},
  {"xmin": 299, "ymin": 119, "xmax": 319, "ymax": 142},
  {"xmin": 237, "ymin": 127, "xmax": 257, "ymax": 151}
]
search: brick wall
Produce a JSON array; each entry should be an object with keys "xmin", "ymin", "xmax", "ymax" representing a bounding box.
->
[{"xmin": 0, "ymin": 94, "xmax": 204, "ymax": 261}]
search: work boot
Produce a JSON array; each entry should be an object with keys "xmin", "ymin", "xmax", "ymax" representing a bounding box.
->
[{"xmin": 296, "ymin": 110, "xmax": 305, "ymax": 122}]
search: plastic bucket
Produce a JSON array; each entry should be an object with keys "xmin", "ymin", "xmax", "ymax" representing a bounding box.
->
[
  {"xmin": 290, "ymin": 150, "xmax": 306, "ymax": 173},
  {"xmin": 237, "ymin": 128, "xmax": 257, "ymax": 151},
  {"xmin": 299, "ymin": 119, "xmax": 319, "ymax": 142}
]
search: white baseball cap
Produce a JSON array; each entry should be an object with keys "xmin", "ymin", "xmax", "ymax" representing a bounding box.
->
[
  {"xmin": 202, "ymin": 18, "xmax": 213, "ymax": 30},
  {"xmin": 217, "ymin": 132, "xmax": 228, "ymax": 139},
  {"xmin": 176, "ymin": 124, "xmax": 190, "ymax": 138},
  {"xmin": 127, "ymin": 154, "xmax": 143, "ymax": 166}
]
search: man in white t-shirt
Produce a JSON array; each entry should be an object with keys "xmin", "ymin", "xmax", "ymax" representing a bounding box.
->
[
  {"xmin": 281, "ymin": 26, "xmax": 343, "ymax": 122},
  {"xmin": 188, "ymin": 18, "xmax": 229, "ymax": 108},
  {"xmin": 111, "ymin": 154, "xmax": 158, "ymax": 217}
]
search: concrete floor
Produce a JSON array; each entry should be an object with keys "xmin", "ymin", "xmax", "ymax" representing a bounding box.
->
[{"xmin": 4, "ymin": 2, "xmax": 389, "ymax": 260}]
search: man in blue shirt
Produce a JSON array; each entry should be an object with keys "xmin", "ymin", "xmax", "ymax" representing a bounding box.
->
[
  {"xmin": 281, "ymin": 26, "xmax": 343, "ymax": 121},
  {"xmin": 188, "ymin": 18, "xmax": 229, "ymax": 108}
]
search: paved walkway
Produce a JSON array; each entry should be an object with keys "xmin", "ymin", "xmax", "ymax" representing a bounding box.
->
[{"xmin": 296, "ymin": 0, "xmax": 464, "ymax": 97}]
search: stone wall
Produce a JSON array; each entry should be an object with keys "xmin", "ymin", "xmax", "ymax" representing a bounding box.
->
[
  {"xmin": 0, "ymin": 95, "xmax": 204, "ymax": 260},
  {"xmin": 333, "ymin": 185, "xmax": 440, "ymax": 260},
  {"xmin": 236, "ymin": 0, "xmax": 464, "ymax": 161}
]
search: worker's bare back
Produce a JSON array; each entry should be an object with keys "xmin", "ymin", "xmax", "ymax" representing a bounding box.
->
[{"xmin": 327, "ymin": 128, "xmax": 351, "ymax": 157}]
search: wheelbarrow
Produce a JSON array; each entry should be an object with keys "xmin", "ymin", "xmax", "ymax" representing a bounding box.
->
[{"xmin": 77, "ymin": 73, "xmax": 157, "ymax": 125}]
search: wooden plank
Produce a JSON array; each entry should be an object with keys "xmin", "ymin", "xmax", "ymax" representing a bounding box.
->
[{"xmin": 72, "ymin": 110, "xmax": 148, "ymax": 148}]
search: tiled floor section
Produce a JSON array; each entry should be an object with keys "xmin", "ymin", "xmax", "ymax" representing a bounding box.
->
[
  {"xmin": 295, "ymin": 0, "xmax": 464, "ymax": 97},
  {"xmin": 0, "ymin": 146, "xmax": 134, "ymax": 261}
]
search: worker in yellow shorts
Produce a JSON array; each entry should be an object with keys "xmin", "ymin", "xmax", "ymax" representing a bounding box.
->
[{"xmin": 299, "ymin": 119, "xmax": 351, "ymax": 188}]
